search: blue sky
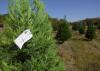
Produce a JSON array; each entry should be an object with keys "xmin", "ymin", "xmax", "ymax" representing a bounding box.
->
[{"xmin": 0, "ymin": 0, "xmax": 100, "ymax": 22}]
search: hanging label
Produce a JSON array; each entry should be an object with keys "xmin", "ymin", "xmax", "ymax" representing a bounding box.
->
[{"xmin": 14, "ymin": 29, "xmax": 33, "ymax": 49}]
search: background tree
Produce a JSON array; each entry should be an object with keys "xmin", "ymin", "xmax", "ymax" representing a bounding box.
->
[
  {"xmin": 0, "ymin": 0, "xmax": 64, "ymax": 71},
  {"xmin": 78, "ymin": 22, "xmax": 85, "ymax": 34},
  {"xmin": 85, "ymin": 23, "xmax": 96, "ymax": 40},
  {"xmin": 56, "ymin": 16, "xmax": 72, "ymax": 43}
]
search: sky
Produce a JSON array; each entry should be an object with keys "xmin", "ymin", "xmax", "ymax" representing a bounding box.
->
[{"xmin": 0, "ymin": 0, "xmax": 100, "ymax": 22}]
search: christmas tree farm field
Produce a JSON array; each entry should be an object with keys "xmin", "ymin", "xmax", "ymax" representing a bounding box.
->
[
  {"xmin": 1, "ymin": 0, "xmax": 100, "ymax": 71},
  {"xmin": 58, "ymin": 30, "xmax": 100, "ymax": 71}
]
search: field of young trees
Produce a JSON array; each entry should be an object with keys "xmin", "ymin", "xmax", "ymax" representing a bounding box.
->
[{"xmin": 51, "ymin": 17, "xmax": 100, "ymax": 71}]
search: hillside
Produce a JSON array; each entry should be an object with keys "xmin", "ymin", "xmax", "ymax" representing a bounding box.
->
[{"xmin": 71, "ymin": 18, "xmax": 100, "ymax": 26}]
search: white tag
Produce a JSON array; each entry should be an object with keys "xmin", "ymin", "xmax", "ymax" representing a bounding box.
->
[{"xmin": 14, "ymin": 29, "xmax": 33, "ymax": 49}]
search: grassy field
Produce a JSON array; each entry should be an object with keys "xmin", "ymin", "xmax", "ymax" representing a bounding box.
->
[{"xmin": 58, "ymin": 30, "xmax": 100, "ymax": 71}]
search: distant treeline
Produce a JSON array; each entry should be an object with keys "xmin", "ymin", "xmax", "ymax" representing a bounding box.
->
[
  {"xmin": 0, "ymin": 14, "xmax": 100, "ymax": 25},
  {"xmin": 72, "ymin": 18, "xmax": 100, "ymax": 25},
  {"xmin": 0, "ymin": 14, "xmax": 100, "ymax": 29},
  {"xmin": 71, "ymin": 18, "xmax": 100, "ymax": 29},
  {"xmin": 50, "ymin": 17, "xmax": 100, "ymax": 26}
]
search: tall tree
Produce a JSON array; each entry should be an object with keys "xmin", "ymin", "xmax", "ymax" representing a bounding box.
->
[{"xmin": 0, "ymin": 0, "xmax": 64, "ymax": 71}]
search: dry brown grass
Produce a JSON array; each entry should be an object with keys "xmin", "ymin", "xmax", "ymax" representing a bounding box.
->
[{"xmin": 58, "ymin": 30, "xmax": 100, "ymax": 71}]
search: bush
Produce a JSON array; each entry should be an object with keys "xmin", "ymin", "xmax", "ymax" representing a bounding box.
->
[{"xmin": 0, "ymin": 0, "xmax": 64, "ymax": 71}]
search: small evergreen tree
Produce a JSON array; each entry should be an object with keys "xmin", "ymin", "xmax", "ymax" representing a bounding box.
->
[
  {"xmin": 0, "ymin": 0, "xmax": 64, "ymax": 71},
  {"xmin": 78, "ymin": 22, "xmax": 85, "ymax": 34},
  {"xmin": 85, "ymin": 23, "xmax": 96, "ymax": 40},
  {"xmin": 56, "ymin": 16, "xmax": 71, "ymax": 43}
]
